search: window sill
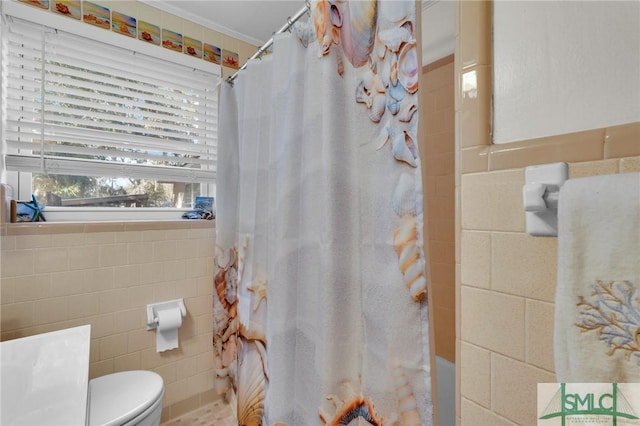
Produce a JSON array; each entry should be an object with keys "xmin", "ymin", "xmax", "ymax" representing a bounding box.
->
[
  {"xmin": 1, "ymin": 188, "xmax": 216, "ymax": 234},
  {"xmin": 2, "ymin": 218, "xmax": 214, "ymax": 236},
  {"xmin": 40, "ymin": 207, "xmax": 194, "ymax": 222}
]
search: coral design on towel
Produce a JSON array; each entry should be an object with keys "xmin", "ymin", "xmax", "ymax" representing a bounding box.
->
[{"xmin": 576, "ymin": 280, "xmax": 640, "ymax": 362}]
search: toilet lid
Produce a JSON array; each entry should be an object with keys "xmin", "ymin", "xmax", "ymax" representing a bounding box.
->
[{"xmin": 88, "ymin": 370, "xmax": 164, "ymax": 426}]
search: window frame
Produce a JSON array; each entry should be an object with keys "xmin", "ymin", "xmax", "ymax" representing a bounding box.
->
[{"xmin": 1, "ymin": 1, "xmax": 221, "ymax": 222}]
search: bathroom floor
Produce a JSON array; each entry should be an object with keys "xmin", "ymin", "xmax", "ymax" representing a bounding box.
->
[{"xmin": 162, "ymin": 400, "xmax": 235, "ymax": 426}]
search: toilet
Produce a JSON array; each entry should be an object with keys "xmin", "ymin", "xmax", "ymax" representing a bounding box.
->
[{"xmin": 88, "ymin": 370, "xmax": 164, "ymax": 426}]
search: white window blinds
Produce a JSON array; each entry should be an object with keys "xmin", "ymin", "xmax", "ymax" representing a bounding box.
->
[{"xmin": 3, "ymin": 16, "xmax": 218, "ymax": 183}]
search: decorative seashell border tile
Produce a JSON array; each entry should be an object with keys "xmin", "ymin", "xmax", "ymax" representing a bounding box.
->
[{"xmin": 161, "ymin": 400, "xmax": 235, "ymax": 426}]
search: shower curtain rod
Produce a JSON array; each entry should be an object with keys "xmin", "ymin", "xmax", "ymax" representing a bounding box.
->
[{"xmin": 226, "ymin": 1, "xmax": 311, "ymax": 84}]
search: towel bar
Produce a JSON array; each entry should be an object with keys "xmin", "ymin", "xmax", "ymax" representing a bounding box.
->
[{"xmin": 523, "ymin": 162, "xmax": 568, "ymax": 236}]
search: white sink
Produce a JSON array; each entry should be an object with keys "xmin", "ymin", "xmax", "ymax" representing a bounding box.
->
[{"xmin": 0, "ymin": 325, "xmax": 91, "ymax": 425}]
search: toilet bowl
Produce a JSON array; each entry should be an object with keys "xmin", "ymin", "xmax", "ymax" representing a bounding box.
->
[{"xmin": 88, "ymin": 370, "xmax": 164, "ymax": 426}]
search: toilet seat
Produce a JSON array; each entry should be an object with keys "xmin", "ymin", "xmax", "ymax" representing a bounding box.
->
[{"xmin": 88, "ymin": 370, "xmax": 164, "ymax": 426}]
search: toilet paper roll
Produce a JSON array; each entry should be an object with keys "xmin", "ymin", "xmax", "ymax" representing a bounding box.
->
[{"xmin": 155, "ymin": 307, "xmax": 183, "ymax": 352}]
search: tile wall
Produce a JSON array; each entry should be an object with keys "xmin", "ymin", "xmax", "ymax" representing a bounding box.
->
[
  {"xmin": 0, "ymin": 220, "xmax": 218, "ymax": 422},
  {"xmin": 456, "ymin": 1, "xmax": 640, "ymax": 424},
  {"xmin": 421, "ymin": 55, "xmax": 455, "ymax": 362},
  {"xmin": 459, "ymin": 156, "xmax": 640, "ymax": 425}
]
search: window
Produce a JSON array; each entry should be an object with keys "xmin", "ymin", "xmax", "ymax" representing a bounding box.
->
[{"xmin": 1, "ymin": 9, "xmax": 219, "ymax": 218}]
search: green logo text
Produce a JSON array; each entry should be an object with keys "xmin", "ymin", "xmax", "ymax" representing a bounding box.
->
[{"xmin": 540, "ymin": 383, "xmax": 639, "ymax": 426}]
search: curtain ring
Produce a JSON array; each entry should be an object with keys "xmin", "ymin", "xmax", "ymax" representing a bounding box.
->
[{"xmin": 286, "ymin": 16, "xmax": 293, "ymax": 32}]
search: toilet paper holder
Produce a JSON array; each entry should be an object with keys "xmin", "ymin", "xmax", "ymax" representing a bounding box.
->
[{"xmin": 146, "ymin": 299, "xmax": 187, "ymax": 330}]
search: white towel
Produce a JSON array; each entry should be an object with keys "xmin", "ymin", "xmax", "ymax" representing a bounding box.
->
[{"xmin": 555, "ymin": 172, "xmax": 640, "ymax": 382}]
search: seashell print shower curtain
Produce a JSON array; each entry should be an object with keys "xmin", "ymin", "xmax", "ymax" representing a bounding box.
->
[{"xmin": 215, "ymin": 1, "xmax": 433, "ymax": 424}]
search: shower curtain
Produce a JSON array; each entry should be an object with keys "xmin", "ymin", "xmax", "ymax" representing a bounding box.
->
[{"xmin": 214, "ymin": 1, "xmax": 433, "ymax": 424}]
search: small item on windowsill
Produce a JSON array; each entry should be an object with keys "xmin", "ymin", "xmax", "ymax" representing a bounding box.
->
[
  {"xmin": 182, "ymin": 196, "xmax": 215, "ymax": 220},
  {"xmin": 194, "ymin": 196, "xmax": 214, "ymax": 212},
  {"xmin": 181, "ymin": 209, "xmax": 214, "ymax": 220},
  {"xmin": 10, "ymin": 195, "xmax": 46, "ymax": 222}
]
